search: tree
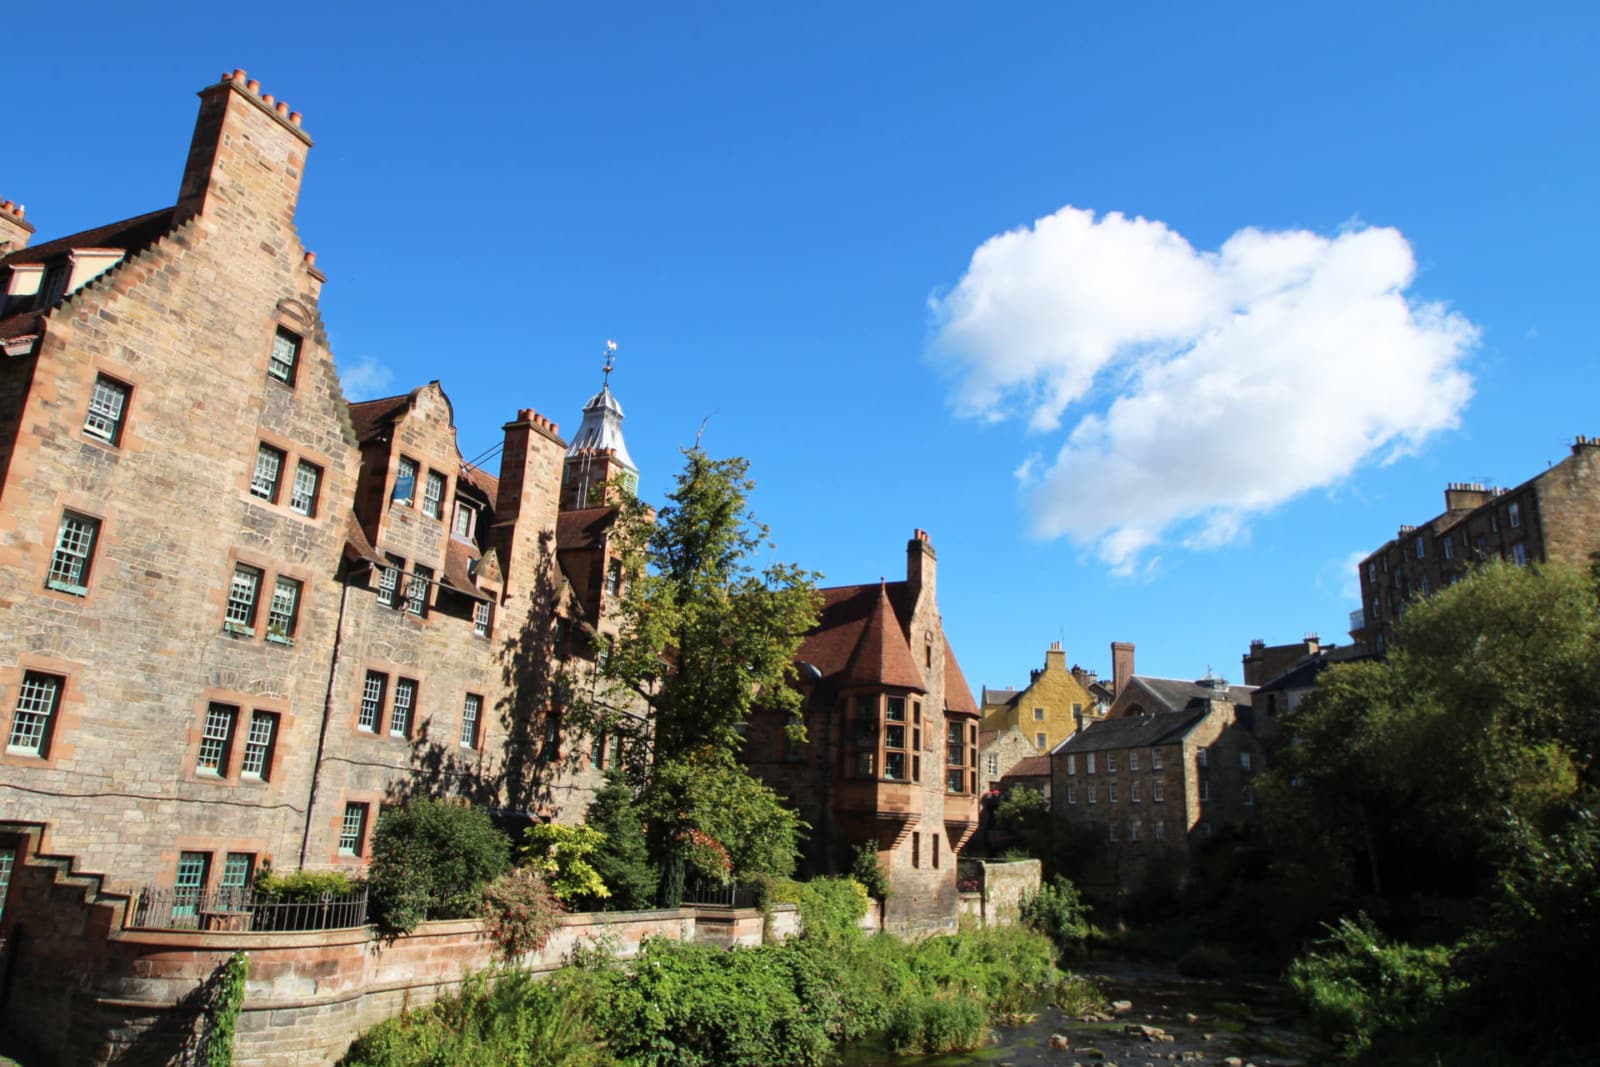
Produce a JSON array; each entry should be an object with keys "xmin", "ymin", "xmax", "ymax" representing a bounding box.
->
[
  {"xmin": 366, "ymin": 798, "xmax": 511, "ymax": 936},
  {"xmin": 582, "ymin": 771, "xmax": 659, "ymax": 909},
  {"xmin": 569, "ymin": 447, "xmax": 820, "ymax": 904},
  {"xmin": 994, "ymin": 785, "xmax": 1052, "ymax": 861}
]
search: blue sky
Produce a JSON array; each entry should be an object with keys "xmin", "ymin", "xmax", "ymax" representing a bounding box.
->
[{"xmin": 10, "ymin": 3, "xmax": 1598, "ymax": 692}]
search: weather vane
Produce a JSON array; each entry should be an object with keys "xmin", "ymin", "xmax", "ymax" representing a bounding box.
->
[{"xmin": 603, "ymin": 339, "xmax": 617, "ymax": 385}]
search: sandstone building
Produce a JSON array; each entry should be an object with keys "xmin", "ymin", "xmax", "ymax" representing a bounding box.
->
[
  {"xmin": 744, "ymin": 530, "xmax": 982, "ymax": 933},
  {"xmin": 1353, "ymin": 439, "xmax": 1600, "ymax": 651},
  {"xmin": 0, "ymin": 71, "xmax": 626, "ymax": 906},
  {"xmin": 981, "ymin": 641, "xmax": 1107, "ymax": 755}
]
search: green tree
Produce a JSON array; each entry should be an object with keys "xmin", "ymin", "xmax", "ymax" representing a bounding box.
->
[
  {"xmin": 522, "ymin": 822, "xmax": 611, "ymax": 904},
  {"xmin": 366, "ymin": 798, "xmax": 510, "ymax": 936},
  {"xmin": 641, "ymin": 748, "xmax": 807, "ymax": 883},
  {"xmin": 582, "ymin": 771, "xmax": 659, "ymax": 909},
  {"xmin": 994, "ymin": 785, "xmax": 1052, "ymax": 861}
]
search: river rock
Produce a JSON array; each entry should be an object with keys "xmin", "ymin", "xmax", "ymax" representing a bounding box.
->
[
  {"xmin": 1112, "ymin": 1000, "xmax": 1134, "ymax": 1016},
  {"xmin": 1049, "ymin": 1033, "xmax": 1072, "ymax": 1051}
]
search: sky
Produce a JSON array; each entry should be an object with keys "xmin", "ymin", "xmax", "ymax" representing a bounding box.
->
[{"xmin": 8, "ymin": 3, "xmax": 1598, "ymax": 694}]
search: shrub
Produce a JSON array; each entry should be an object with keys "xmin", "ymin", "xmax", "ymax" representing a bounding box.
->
[
  {"xmin": 1020, "ymin": 876, "xmax": 1092, "ymax": 957},
  {"xmin": 768, "ymin": 876, "xmax": 868, "ymax": 943},
  {"xmin": 884, "ymin": 993, "xmax": 988, "ymax": 1054},
  {"xmin": 1286, "ymin": 914, "xmax": 1461, "ymax": 1057},
  {"xmin": 849, "ymin": 843, "xmax": 890, "ymax": 901},
  {"xmin": 522, "ymin": 823, "xmax": 610, "ymax": 904},
  {"xmin": 367, "ymin": 798, "xmax": 510, "ymax": 936},
  {"xmin": 254, "ymin": 868, "xmax": 358, "ymax": 900},
  {"xmin": 481, "ymin": 867, "xmax": 565, "ymax": 961},
  {"xmin": 583, "ymin": 772, "xmax": 659, "ymax": 909}
]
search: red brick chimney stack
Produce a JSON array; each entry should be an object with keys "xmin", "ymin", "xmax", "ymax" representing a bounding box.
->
[
  {"xmin": 176, "ymin": 69, "xmax": 313, "ymax": 226},
  {"xmin": 1111, "ymin": 641, "xmax": 1135, "ymax": 698},
  {"xmin": 906, "ymin": 528, "xmax": 936, "ymax": 605},
  {"xmin": 0, "ymin": 199, "xmax": 34, "ymax": 253}
]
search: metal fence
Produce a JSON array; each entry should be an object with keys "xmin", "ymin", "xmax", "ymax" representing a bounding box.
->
[
  {"xmin": 127, "ymin": 885, "xmax": 369, "ymax": 932},
  {"xmin": 682, "ymin": 881, "xmax": 761, "ymax": 909}
]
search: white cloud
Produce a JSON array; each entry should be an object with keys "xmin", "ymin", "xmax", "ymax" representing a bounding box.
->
[
  {"xmin": 337, "ymin": 355, "xmax": 395, "ymax": 399},
  {"xmin": 929, "ymin": 206, "xmax": 1477, "ymax": 573}
]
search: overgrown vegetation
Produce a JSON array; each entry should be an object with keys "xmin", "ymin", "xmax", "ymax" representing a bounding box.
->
[
  {"xmin": 342, "ymin": 879, "xmax": 1076, "ymax": 1067},
  {"xmin": 480, "ymin": 867, "xmax": 565, "ymax": 961},
  {"xmin": 203, "ymin": 951, "xmax": 249, "ymax": 1067},
  {"xmin": 367, "ymin": 798, "xmax": 511, "ymax": 936},
  {"xmin": 254, "ymin": 868, "xmax": 359, "ymax": 900},
  {"xmin": 1019, "ymin": 875, "xmax": 1092, "ymax": 959}
]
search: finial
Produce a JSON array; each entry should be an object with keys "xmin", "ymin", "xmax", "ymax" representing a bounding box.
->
[{"xmin": 602, "ymin": 339, "xmax": 617, "ymax": 386}]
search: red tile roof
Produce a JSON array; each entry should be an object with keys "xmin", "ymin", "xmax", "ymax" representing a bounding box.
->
[
  {"xmin": 458, "ymin": 461, "xmax": 499, "ymax": 505},
  {"xmin": 556, "ymin": 506, "xmax": 618, "ymax": 552},
  {"xmin": 1002, "ymin": 755, "xmax": 1053, "ymax": 779},
  {"xmin": 838, "ymin": 582, "xmax": 927, "ymax": 690},
  {"xmin": 944, "ymin": 643, "xmax": 979, "ymax": 714},
  {"xmin": 798, "ymin": 581, "xmax": 910, "ymax": 681},
  {"xmin": 0, "ymin": 206, "xmax": 177, "ymax": 267},
  {"xmin": 443, "ymin": 539, "xmax": 490, "ymax": 600},
  {"xmin": 346, "ymin": 394, "xmax": 411, "ymax": 443},
  {"xmin": 342, "ymin": 510, "xmax": 384, "ymax": 565}
]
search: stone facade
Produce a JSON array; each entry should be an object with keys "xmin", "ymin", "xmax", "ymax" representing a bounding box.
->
[
  {"xmin": 0, "ymin": 72, "xmax": 629, "ymax": 899},
  {"xmin": 1355, "ymin": 439, "xmax": 1600, "ymax": 650},
  {"xmin": 745, "ymin": 531, "xmax": 982, "ymax": 935},
  {"xmin": 1051, "ymin": 691, "xmax": 1265, "ymax": 897},
  {"xmin": 980, "ymin": 641, "xmax": 1105, "ymax": 756},
  {"xmin": 979, "ymin": 724, "xmax": 1037, "ymax": 792}
]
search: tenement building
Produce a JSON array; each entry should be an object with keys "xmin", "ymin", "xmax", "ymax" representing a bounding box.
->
[
  {"xmin": 744, "ymin": 530, "xmax": 982, "ymax": 933},
  {"xmin": 0, "ymin": 71, "xmax": 626, "ymax": 902},
  {"xmin": 1051, "ymin": 676, "xmax": 1264, "ymax": 897},
  {"xmin": 1353, "ymin": 438, "xmax": 1600, "ymax": 651},
  {"xmin": 980, "ymin": 640, "xmax": 1107, "ymax": 755}
]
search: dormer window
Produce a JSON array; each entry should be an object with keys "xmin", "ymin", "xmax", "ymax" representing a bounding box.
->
[
  {"xmin": 393, "ymin": 456, "xmax": 418, "ymax": 505},
  {"xmin": 452, "ymin": 500, "xmax": 477, "ymax": 541},
  {"xmin": 422, "ymin": 470, "xmax": 446, "ymax": 519},
  {"xmin": 37, "ymin": 263, "xmax": 68, "ymax": 309}
]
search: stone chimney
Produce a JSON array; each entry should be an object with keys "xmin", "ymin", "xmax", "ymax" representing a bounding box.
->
[
  {"xmin": 1443, "ymin": 482, "xmax": 1496, "ymax": 513},
  {"xmin": 0, "ymin": 199, "xmax": 34, "ymax": 254},
  {"xmin": 494, "ymin": 408, "xmax": 564, "ymax": 598},
  {"xmin": 176, "ymin": 69, "xmax": 313, "ymax": 228},
  {"xmin": 1111, "ymin": 641, "xmax": 1135, "ymax": 697},
  {"xmin": 1044, "ymin": 640, "xmax": 1066, "ymax": 673},
  {"xmin": 906, "ymin": 528, "xmax": 936, "ymax": 605}
]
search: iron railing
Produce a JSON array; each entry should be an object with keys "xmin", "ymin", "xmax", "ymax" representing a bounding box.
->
[
  {"xmin": 682, "ymin": 882, "xmax": 760, "ymax": 909},
  {"xmin": 127, "ymin": 885, "xmax": 369, "ymax": 932}
]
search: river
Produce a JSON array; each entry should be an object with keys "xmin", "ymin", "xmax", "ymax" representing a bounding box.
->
[{"xmin": 840, "ymin": 957, "xmax": 1326, "ymax": 1067}]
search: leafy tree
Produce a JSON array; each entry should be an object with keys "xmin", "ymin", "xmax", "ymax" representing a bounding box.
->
[
  {"xmin": 366, "ymin": 798, "xmax": 510, "ymax": 936},
  {"xmin": 522, "ymin": 823, "xmax": 610, "ymax": 904},
  {"xmin": 582, "ymin": 771, "xmax": 659, "ymax": 909},
  {"xmin": 641, "ymin": 748, "xmax": 807, "ymax": 883},
  {"xmin": 994, "ymin": 785, "xmax": 1052, "ymax": 861}
]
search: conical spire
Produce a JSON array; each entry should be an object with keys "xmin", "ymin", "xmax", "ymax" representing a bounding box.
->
[{"xmin": 840, "ymin": 581, "xmax": 926, "ymax": 690}]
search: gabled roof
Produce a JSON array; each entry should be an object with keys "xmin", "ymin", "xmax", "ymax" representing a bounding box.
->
[
  {"xmin": 945, "ymin": 643, "xmax": 979, "ymax": 714},
  {"xmin": 442, "ymin": 540, "xmax": 491, "ymax": 601},
  {"xmin": 1120, "ymin": 676, "xmax": 1253, "ymax": 714},
  {"xmin": 556, "ymin": 506, "xmax": 619, "ymax": 552},
  {"xmin": 1055, "ymin": 706, "xmax": 1209, "ymax": 755},
  {"xmin": 458, "ymin": 462, "xmax": 499, "ymax": 505},
  {"xmin": 0, "ymin": 206, "xmax": 178, "ymax": 267},
  {"xmin": 1002, "ymin": 755, "xmax": 1053, "ymax": 779},
  {"xmin": 838, "ymin": 583, "xmax": 926, "ymax": 690},
  {"xmin": 346, "ymin": 394, "xmax": 411, "ymax": 443},
  {"xmin": 982, "ymin": 686, "xmax": 1018, "ymax": 707}
]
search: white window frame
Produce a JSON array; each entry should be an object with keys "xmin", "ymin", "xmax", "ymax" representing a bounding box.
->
[
  {"xmin": 1153, "ymin": 779, "xmax": 1165, "ymax": 802},
  {"xmin": 1087, "ymin": 785, "xmax": 1097, "ymax": 805},
  {"xmin": 1130, "ymin": 780, "xmax": 1141, "ymax": 803},
  {"xmin": 1033, "ymin": 706, "xmax": 1044, "ymax": 722},
  {"xmin": 473, "ymin": 599, "xmax": 493, "ymax": 638},
  {"xmin": 393, "ymin": 456, "xmax": 418, "ymax": 505},
  {"xmin": 1154, "ymin": 818, "xmax": 1165, "ymax": 841},
  {"xmin": 7, "ymin": 672, "xmax": 62, "ymax": 756},
  {"xmin": 1065, "ymin": 753, "xmax": 1076, "ymax": 776},
  {"xmin": 338, "ymin": 804, "xmax": 368, "ymax": 857},
  {"xmin": 452, "ymin": 501, "xmax": 476, "ymax": 540},
  {"xmin": 1066, "ymin": 784, "xmax": 1077, "ymax": 804},
  {"xmin": 1199, "ymin": 779, "xmax": 1210, "ymax": 802},
  {"xmin": 1086, "ymin": 752, "xmax": 1096, "ymax": 775},
  {"xmin": 390, "ymin": 678, "xmax": 417, "ymax": 738},
  {"xmin": 1108, "ymin": 783, "xmax": 1118, "ymax": 804},
  {"xmin": 1128, "ymin": 750, "xmax": 1139, "ymax": 771},
  {"xmin": 225, "ymin": 564, "xmax": 262, "ymax": 635},
  {"xmin": 378, "ymin": 556, "xmax": 403, "ymax": 608},
  {"xmin": 1129, "ymin": 819, "xmax": 1141, "ymax": 842},
  {"xmin": 290, "ymin": 460, "xmax": 321, "ymax": 516},
  {"xmin": 198, "ymin": 703, "xmax": 237, "ymax": 776},
  {"xmin": 358, "ymin": 671, "xmax": 386, "ymax": 732},
  {"xmin": 405, "ymin": 565, "xmax": 431, "ymax": 617},
  {"xmin": 460, "ymin": 693, "xmax": 482, "ymax": 749},
  {"xmin": 1196, "ymin": 747, "xmax": 1208, "ymax": 769},
  {"xmin": 1035, "ymin": 731, "xmax": 1047, "ymax": 749},
  {"xmin": 1151, "ymin": 747, "xmax": 1163, "ymax": 770},
  {"xmin": 47, "ymin": 512, "xmax": 99, "ymax": 595},
  {"xmin": 268, "ymin": 327, "xmax": 300, "ymax": 385},
  {"xmin": 1107, "ymin": 752, "xmax": 1117, "ymax": 772},
  {"xmin": 251, "ymin": 443, "xmax": 285, "ymax": 502},
  {"xmin": 422, "ymin": 470, "xmax": 445, "ymax": 519},
  {"xmin": 267, "ymin": 575, "xmax": 301, "ymax": 644},
  {"xmin": 241, "ymin": 711, "xmax": 277, "ymax": 779},
  {"xmin": 1240, "ymin": 751, "xmax": 1252, "ymax": 772},
  {"xmin": 84, "ymin": 374, "xmax": 130, "ymax": 444},
  {"xmin": 1509, "ymin": 501, "xmax": 1521, "ymax": 528}
]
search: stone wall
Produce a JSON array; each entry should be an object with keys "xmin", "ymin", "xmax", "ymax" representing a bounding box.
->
[{"xmin": 972, "ymin": 858, "xmax": 1039, "ymax": 925}]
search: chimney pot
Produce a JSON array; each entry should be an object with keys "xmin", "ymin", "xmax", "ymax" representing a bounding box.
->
[
  {"xmin": 246, "ymin": 79, "xmax": 261, "ymax": 93},
  {"xmin": 1, "ymin": 201, "xmax": 11, "ymax": 211},
  {"xmin": 232, "ymin": 68, "xmax": 247, "ymax": 83},
  {"xmin": 262, "ymin": 93, "xmax": 275, "ymax": 105},
  {"xmin": 275, "ymin": 101, "xmax": 290, "ymax": 117},
  {"xmin": 303, "ymin": 251, "xmax": 316, "ymax": 267},
  {"xmin": 290, "ymin": 112, "xmax": 303, "ymax": 127}
]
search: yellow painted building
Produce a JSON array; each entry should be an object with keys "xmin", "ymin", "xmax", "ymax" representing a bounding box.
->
[{"xmin": 980, "ymin": 642, "xmax": 1107, "ymax": 754}]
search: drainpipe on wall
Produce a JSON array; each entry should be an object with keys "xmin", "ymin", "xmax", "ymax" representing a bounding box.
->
[{"xmin": 299, "ymin": 566, "xmax": 361, "ymax": 868}]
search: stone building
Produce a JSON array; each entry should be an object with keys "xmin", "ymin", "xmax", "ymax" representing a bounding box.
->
[
  {"xmin": 0, "ymin": 71, "xmax": 626, "ymax": 901},
  {"xmin": 979, "ymin": 724, "xmax": 1037, "ymax": 792},
  {"xmin": 1050, "ymin": 679, "xmax": 1265, "ymax": 896},
  {"xmin": 744, "ymin": 530, "xmax": 982, "ymax": 934},
  {"xmin": 1353, "ymin": 439, "xmax": 1600, "ymax": 651},
  {"xmin": 980, "ymin": 641, "xmax": 1107, "ymax": 755}
]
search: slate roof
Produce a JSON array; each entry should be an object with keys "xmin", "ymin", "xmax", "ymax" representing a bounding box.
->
[
  {"xmin": 0, "ymin": 206, "xmax": 178, "ymax": 267},
  {"xmin": 556, "ymin": 506, "xmax": 618, "ymax": 552},
  {"xmin": 347, "ymin": 394, "xmax": 411, "ymax": 443},
  {"xmin": 1122, "ymin": 676, "xmax": 1253, "ymax": 714},
  {"xmin": 1055, "ymin": 706, "xmax": 1209, "ymax": 755},
  {"xmin": 982, "ymin": 686, "xmax": 1019, "ymax": 707}
]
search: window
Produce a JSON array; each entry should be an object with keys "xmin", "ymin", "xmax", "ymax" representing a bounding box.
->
[
  {"xmin": 390, "ymin": 678, "xmax": 417, "ymax": 738},
  {"xmin": 220, "ymin": 853, "xmax": 254, "ymax": 903},
  {"xmin": 406, "ymin": 564, "xmax": 432, "ymax": 617},
  {"xmin": 1106, "ymin": 753, "xmax": 1118, "ymax": 772},
  {"xmin": 175, "ymin": 851, "xmax": 210, "ymax": 919},
  {"xmin": 1513, "ymin": 542, "xmax": 1528, "ymax": 567},
  {"xmin": 339, "ymin": 803, "xmax": 368, "ymax": 856},
  {"xmin": 1243, "ymin": 784, "xmax": 1255, "ymax": 807},
  {"xmin": 1108, "ymin": 822, "xmax": 1120, "ymax": 843},
  {"xmin": 1196, "ymin": 747, "xmax": 1208, "ymax": 769},
  {"xmin": 452, "ymin": 501, "xmax": 476, "ymax": 540},
  {"xmin": 1066, "ymin": 784, "xmax": 1077, "ymax": 804},
  {"xmin": 47, "ymin": 511, "xmax": 99, "ymax": 595},
  {"xmin": 1130, "ymin": 780, "xmax": 1141, "ymax": 803},
  {"xmin": 1154, "ymin": 819, "xmax": 1165, "ymax": 841},
  {"xmin": 1035, "ymin": 731, "xmax": 1046, "ymax": 749},
  {"xmin": 0, "ymin": 848, "xmax": 13, "ymax": 924},
  {"xmin": 268, "ymin": 327, "xmax": 300, "ymax": 384},
  {"xmin": 7, "ymin": 671, "xmax": 62, "ymax": 755},
  {"xmin": 198, "ymin": 702, "xmax": 237, "ymax": 775},
  {"xmin": 1128, "ymin": 750, "xmax": 1139, "ymax": 771},
  {"xmin": 358, "ymin": 671, "xmax": 386, "ymax": 731},
  {"xmin": 251, "ymin": 443, "xmax": 285, "ymax": 502},
  {"xmin": 911, "ymin": 832, "xmax": 920, "ymax": 869},
  {"xmin": 1086, "ymin": 752, "xmax": 1096, "ymax": 774},
  {"xmin": 461, "ymin": 693, "xmax": 482, "ymax": 749},
  {"xmin": 851, "ymin": 696, "xmax": 877, "ymax": 778},
  {"xmin": 1087, "ymin": 785, "xmax": 1097, "ymax": 805},
  {"xmin": 393, "ymin": 456, "xmax": 417, "ymax": 505},
  {"xmin": 225, "ymin": 564, "xmax": 262, "ymax": 634},
  {"xmin": 986, "ymin": 753, "xmax": 998, "ymax": 775},
  {"xmin": 1240, "ymin": 751, "xmax": 1252, "ymax": 772},
  {"xmin": 84, "ymin": 374, "xmax": 131, "ymax": 444},
  {"xmin": 591, "ymin": 732, "xmax": 607, "ymax": 769},
  {"xmin": 378, "ymin": 555, "xmax": 403, "ymax": 608},
  {"xmin": 932, "ymin": 833, "xmax": 940, "ymax": 869},
  {"xmin": 1033, "ymin": 706, "xmax": 1045, "ymax": 721},
  {"xmin": 474, "ymin": 600, "xmax": 493, "ymax": 638},
  {"xmin": 1151, "ymin": 748, "xmax": 1162, "ymax": 770},
  {"xmin": 1509, "ymin": 501, "xmax": 1522, "ymax": 528},
  {"xmin": 1129, "ymin": 819, "xmax": 1141, "ymax": 842},
  {"xmin": 1108, "ymin": 783, "xmax": 1118, "ymax": 804},
  {"xmin": 1153, "ymin": 779, "xmax": 1165, "ymax": 802},
  {"xmin": 1199, "ymin": 779, "xmax": 1210, "ymax": 802},
  {"xmin": 1419, "ymin": 574, "xmax": 1430, "ymax": 595},
  {"xmin": 1066, "ymin": 753, "xmax": 1076, "ymax": 776},
  {"xmin": 1072, "ymin": 702, "xmax": 1082, "ymax": 716},
  {"xmin": 241, "ymin": 711, "xmax": 278, "ymax": 779},
  {"xmin": 1443, "ymin": 537, "xmax": 1455, "ymax": 561},
  {"xmin": 605, "ymin": 561, "xmax": 622, "ymax": 597},
  {"xmin": 422, "ymin": 470, "xmax": 446, "ymax": 519},
  {"xmin": 267, "ymin": 576, "xmax": 301, "ymax": 644},
  {"xmin": 290, "ymin": 461, "xmax": 322, "ymax": 516},
  {"xmin": 1415, "ymin": 536, "xmax": 1425, "ymax": 559},
  {"xmin": 540, "ymin": 712, "xmax": 561, "ymax": 762},
  {"xmin": 884, "ymin": 697, "xmax": 907, "ymax": 781}
]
